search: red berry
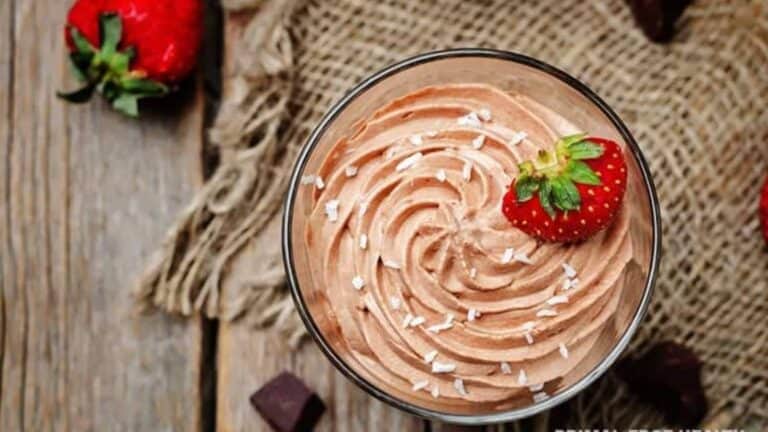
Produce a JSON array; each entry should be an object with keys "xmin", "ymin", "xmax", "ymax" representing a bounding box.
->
[
  {"xmin": 60, "ymin": 0, "xmax": 202, "ymax": 116},
  {"xmin": 760, "ymin": 174, "xmax": 768, "ymax": 245},
  {"xmin": 502, "ymin": 135, "xmax": 628, "ymax": 243}
]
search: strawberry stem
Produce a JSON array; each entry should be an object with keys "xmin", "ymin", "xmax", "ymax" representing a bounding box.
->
[
  {"xmin": 514, "ymin": 134, "xmax": 605, "ymax": 218},
  {"xmin": 57, "ymin": 13, "xmax": 169, "ymax": 117}
]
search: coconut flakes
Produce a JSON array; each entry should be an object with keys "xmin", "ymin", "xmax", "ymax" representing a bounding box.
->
[
  {"xmin": 509, "ymin": 131, "xmax": 528, "ymax": 146},
  {"xmin": 562, "ymin": 262, "xmax": 577, "ymax": 278},
  {"xmin": 501, "ymin": 248, "xmax": 515, "ymax": 264},
  {"xmin": 409, "ymin": 316, "xmax": 426, "ymax": 327},
  {"xmin": 467, "ymin": 308, "xmax": 478, "ymax": 322},
  {"xmin": 453, "ymin": 378, "xmax": 468, "ymax": 396},
  {"xmin": 412, "ymin": 380, "xmax": 429, "ymax": 391},
  {"xmin": 396, "ymin": 152, "xmax": 423, "ymax": 172},
  {"xmin": 471, "ymin": 135, "xmax": 485, "ymax": 150},
  {"xmin": 457, "ymin": 112, "xmax": 482, "ymax": 128},
  {"xmin": 402, "ymin": 314, "xmax": 414, "ymax": 328},
  {"xmin": 431, "ymin": 362, "xmax": 456, "ymax": 374},
  {"xmin": 536, "ymin": 309, "xmax": 557, "ymax": 317},
  {"xmin": 547, "ymin": 295, "xmax": 569, "ymax": 305},
  {"xmin": 462, "ymin": 161, "xmax": 472, "ymax": 181},
  {"xmin": 324, "ymin": 199, "xmax": 340, "ymax": 222},
  {"xmin": 352, "ymin": 276, "xmax": 365, "ymax": 290},
  {"xmin": 389, "ymin": 296, "xmax": 401, "ymax": 310}
]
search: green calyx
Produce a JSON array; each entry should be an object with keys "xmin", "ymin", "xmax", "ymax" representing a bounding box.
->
[
  {"xmin": 515, "ymin": 133, "xmax": 604, "ymax": 218},
  {"xmin": 57, "ymin": 13, "xmax": 168, "ymax": 117}
]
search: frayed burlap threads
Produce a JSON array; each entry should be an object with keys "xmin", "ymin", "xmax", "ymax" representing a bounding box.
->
[
  {"xmin": 137, "ymin": 0, "xmax": 768, "ymax": 427},
  {"xmin": 136, "ymin": 0, "xmax": 305, "ymax": 345}
]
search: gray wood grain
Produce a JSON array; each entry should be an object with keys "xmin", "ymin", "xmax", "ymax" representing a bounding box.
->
[{"xmin": 0, "ymin": 0, "xmax": 206, "ymax": 430}]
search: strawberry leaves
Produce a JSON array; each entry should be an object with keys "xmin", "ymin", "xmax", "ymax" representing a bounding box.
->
[
  {"xmin": 515, "ymin": 175, "xmax": 540, "ymax": 202},
  {"xmin": 58, "ymin": 13, "xmax": 168, "ymax": 117},
  {"xmin": 514, "ymin": 135, "xmax": 606, "ymax": 218},
  {"xmin": 566, "ymin": 160, "xmax": 601, "ymax": 185}
]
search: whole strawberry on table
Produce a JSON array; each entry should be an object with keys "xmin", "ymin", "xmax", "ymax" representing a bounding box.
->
[
  {"xmin": 59, "ymin": 0, "xmax": 203, "ymax": 117},
  {"xmin": 502, "ymin": 134, "xmax": 628, "ymax": 243}
]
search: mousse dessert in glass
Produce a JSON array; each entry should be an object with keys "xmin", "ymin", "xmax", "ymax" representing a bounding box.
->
[{"xmin": 284, "ymin": 50, "xmax": 659, "ymax": 423}]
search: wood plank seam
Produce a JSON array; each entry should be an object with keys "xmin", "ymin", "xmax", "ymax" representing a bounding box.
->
[{"xmin": 1, "ymin": 0, "xmax": 19, "ymax": 429}]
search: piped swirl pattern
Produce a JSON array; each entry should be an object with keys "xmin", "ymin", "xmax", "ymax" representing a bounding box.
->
[{"xmin": 303, "ymin": 84, "xmax": 634, "ymax": 412}]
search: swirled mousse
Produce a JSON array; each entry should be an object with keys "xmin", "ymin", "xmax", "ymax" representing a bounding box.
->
[{"xmin": 301, "ymin": 84, "xmax": 634, "ymax": 413}]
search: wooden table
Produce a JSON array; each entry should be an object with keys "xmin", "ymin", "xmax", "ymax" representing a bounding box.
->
[{"xmin": 0, "ymin": 2, "xmax": 530, "ymax": 431}]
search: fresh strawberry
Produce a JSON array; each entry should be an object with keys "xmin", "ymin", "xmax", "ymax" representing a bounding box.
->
[
  {"xmin": 760, "ymin": 174, "xmax": 768, "ymax": 244},
  {"xmin": 59, "ymin": 0, "xmax": 203, "ymax": 116},
  {"xmin": 502, "ymin": 134, "xmax": 628, "ymax": 243}
]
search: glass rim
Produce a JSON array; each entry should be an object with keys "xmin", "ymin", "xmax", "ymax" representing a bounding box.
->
[{"xmin": 281, "ymin": 48, "xmax": 662, "ymax": 425}]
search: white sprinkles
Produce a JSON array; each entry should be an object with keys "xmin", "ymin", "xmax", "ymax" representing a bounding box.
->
[
  {"xmin": 453, "ymin": 378, "xmax": 468, "ymax": 396},
  {"xmin": 432, "ymin": 362, "xmax": 456, "ymax": 374},
  {"xmin": 412, "ymin": 380, "xmax": 429, "ymax": 391},
  {"xmin": 351, "ymin": 276, "xmax": 365, "ymax": 290},
  {"xmin": 359, "ymin": 234, "xmax": 368, "ymax": 250},
  {"xmin": 462, "ymin": 161, "xmax": 472, "ymax": 181},
  {"xmin": 471, "ymin": 135, "xmax": 485, "ymax": 150},
  {"xmin": 457, "ymin": 112, "xmax": 482, "ymax": 128},
  {"xmin": 509, "ymin": 131, "xmax": 527, "ymax": 146},
  {"xmin": 396, "ymin": 152, "xmax": 423, "ymax": 172},
  {"xmin": 324, "ymin": 199, "xmax": 340, "ymax": 222}
]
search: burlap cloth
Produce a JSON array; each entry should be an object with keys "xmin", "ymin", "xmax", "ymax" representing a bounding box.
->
[{"xmin": 137, "ymin": 0, "xmax": 768, "ymax": 428}]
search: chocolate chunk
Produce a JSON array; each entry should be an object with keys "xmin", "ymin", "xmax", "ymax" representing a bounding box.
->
[
  {"xmin": 625, "ymin": 0, "xmax": 692, "ymax": 42},
  {"xmin": 617, "ymin": 341, "xmax": 708, "ymax": 426},
  {"xmin": 250, "ymin": 372, "xmax": 325, "ymax": 432}
]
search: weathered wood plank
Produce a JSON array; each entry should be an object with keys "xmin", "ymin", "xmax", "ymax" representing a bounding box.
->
[
  {"xmin": 0, "ymin": 0, "xmax": 14, "ymax": 427},
  {"xmin": 0, "ymin": 0, "xmax": 206, "ymax": 430}
]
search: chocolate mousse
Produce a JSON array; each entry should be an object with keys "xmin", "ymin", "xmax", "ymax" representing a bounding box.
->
[{"xmin": 300, "ymin": 84, "xmax": 634, "ymax": 412}]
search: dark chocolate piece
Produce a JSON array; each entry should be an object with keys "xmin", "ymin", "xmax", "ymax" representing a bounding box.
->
[
  {"xmin": 250, "ymin": 371, "xmax": 325, "ymax": 432},
  {"xmin": 617, "ymin": 341, "xmax": 708, "ymax": 427},
  {"xmin": 625, "ymin": 0, "xmax": 692, "ymax": 42}
]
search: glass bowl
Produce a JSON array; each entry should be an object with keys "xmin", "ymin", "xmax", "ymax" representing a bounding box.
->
[{"xmin": 282, "ymin": 49, "xmax": 661, "ymax": 424}]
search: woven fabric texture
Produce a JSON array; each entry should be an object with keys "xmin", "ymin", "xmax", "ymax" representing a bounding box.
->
[{"xmin": 137, "ymin": 0, "xmax": 768, "ymax": 427}]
